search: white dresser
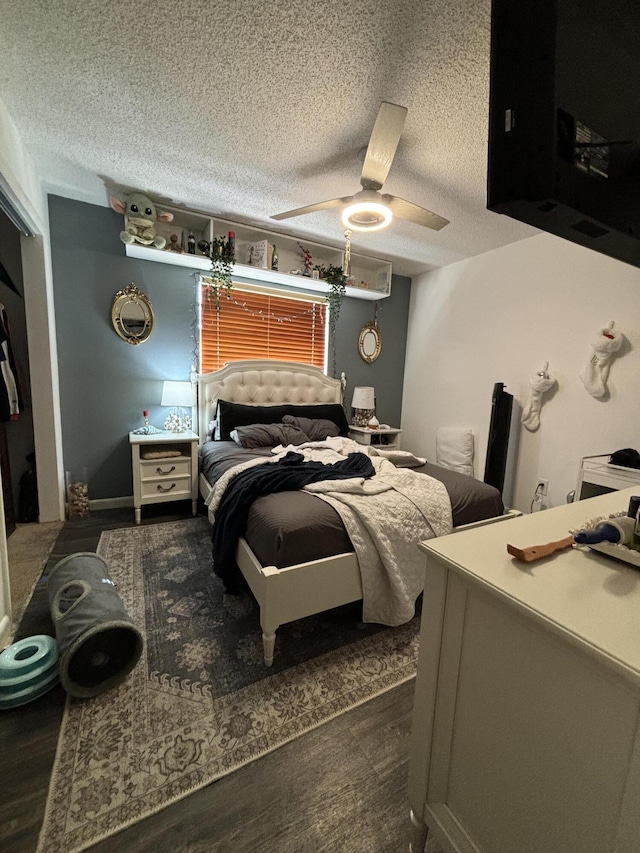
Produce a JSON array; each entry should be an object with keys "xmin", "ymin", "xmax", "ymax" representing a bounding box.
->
[{"xmin": 408, "ymin": 487, "xmax": 640, "ymax": 853}]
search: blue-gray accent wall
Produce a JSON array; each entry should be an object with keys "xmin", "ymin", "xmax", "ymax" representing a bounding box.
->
[{"xmin": 49, "ymin": 195, "xmax": 411, "ymax": 500}]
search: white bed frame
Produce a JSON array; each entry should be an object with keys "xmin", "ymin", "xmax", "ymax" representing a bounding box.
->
[{"xmin": 198, "ymin": 360, "xmax": 518, "ymax": 665}]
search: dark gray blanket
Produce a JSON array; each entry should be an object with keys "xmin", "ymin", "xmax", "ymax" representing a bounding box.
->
[
  {"xmin": 212, "ymin": 450, "xmax": 375, "ymax": 592},
  {"xmin": 200, "ymin": 441, "xmax": 505, "ymax": 569}
]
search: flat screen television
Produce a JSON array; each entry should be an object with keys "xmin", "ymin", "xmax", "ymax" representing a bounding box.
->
[{"xmin": 487, "ymin": 0, "xmax": 640, "ymax": 268}]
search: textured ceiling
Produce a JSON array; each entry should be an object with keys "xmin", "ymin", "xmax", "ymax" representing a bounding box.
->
[{"xmin": 0, "ymin": 0, "xmax": 537, "ymax": 276}]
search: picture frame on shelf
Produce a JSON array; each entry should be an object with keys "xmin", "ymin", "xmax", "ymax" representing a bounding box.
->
[{"xmin": 246, "ymin": 240, "xmax": 271, "ymax": 269}]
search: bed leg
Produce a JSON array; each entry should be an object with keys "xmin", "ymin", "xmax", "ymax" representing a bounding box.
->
[{"xmin": 261, "ymin": 629, "xmax": 277, "ymax": 666}]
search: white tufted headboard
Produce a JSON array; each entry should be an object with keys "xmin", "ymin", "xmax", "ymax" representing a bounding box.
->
[{"xmin": 198, "ymin": 360, "xmax": 343, "ymax": 442}]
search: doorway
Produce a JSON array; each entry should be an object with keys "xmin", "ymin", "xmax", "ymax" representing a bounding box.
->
[{"xmin": 0, "ymin": 208, "xmax": 38, "ymax": 615}]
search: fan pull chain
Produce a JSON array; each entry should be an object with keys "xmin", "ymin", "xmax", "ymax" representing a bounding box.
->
[{"xmin": 343, "ymin": 229, "xmax": 352, "ymax": 277}]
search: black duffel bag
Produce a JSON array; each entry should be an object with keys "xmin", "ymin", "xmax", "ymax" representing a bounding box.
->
[{"xmin": 609, "ymin": 448, "xmax": 640, "ymax": 469}]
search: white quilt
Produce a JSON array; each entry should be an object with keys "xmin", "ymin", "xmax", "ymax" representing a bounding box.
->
[{"xmin": 206, "ymin": 437, "xmax": 453, "ymax": 626}]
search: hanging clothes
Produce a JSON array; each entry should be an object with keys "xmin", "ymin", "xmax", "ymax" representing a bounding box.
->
[{"xmin": 0, "ymin": 303, "xmax": 23, "ymax": 421}]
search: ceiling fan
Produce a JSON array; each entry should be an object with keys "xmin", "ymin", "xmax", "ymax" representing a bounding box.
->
[{"xmin": 272, "ymin": 102, "xmax": 449, "ymax": 233}]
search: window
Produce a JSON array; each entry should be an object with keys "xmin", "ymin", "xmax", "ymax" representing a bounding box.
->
[{"xmin": 199, "ymin": 281, "xmax": 328, "ymax": 373}]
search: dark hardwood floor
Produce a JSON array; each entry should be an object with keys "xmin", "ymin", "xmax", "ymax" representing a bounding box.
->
[{"xmin": 0, "ymin": 503, "xmax": 417, "ymax": 853}]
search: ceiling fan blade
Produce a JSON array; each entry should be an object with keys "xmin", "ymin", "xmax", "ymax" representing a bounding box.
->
[
  {"xmin": 381, "ymin": 194, "xmax": 450, "ymax": 230},
  {"xmin": 271, "ymin": 196, "xmax": 353, "ymax": 221},
  {"xmin": 360, "ymin": 102, "xmax": 408, "ymax": 190}
]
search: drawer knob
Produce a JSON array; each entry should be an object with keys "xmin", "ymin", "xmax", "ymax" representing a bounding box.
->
[
  {"xmin": 156, "ymin": 483, "xmax": 176, "ymax": 493},
  {"xmin": 156, "ymin": 465, "xmax": 176, "ymax": 475}
]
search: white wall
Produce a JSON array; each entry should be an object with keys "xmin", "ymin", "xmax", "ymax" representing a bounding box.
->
[
  {"xmin": 402, "ymin": 232, "xmax": 640, "ymax": 514},
  {"xmin": 0, "ymin": 97, "xmax": 46, "ymax": 234}
]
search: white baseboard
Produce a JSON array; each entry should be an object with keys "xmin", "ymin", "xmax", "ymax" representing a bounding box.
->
[
  {"xmin": 0, "ymin": 613, "xmax": 11, "ymax": 649},
  {"xmin": 88, "ymin": 496, "xmax": 133, "ymax": 511}
]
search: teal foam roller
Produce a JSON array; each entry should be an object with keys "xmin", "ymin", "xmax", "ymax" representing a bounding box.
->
[{"xmin": 0, "ymin": 635, "xmax": 60, "ymax": 709}]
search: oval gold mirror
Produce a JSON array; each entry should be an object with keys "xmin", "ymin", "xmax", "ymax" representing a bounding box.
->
[
  {"xmin": 112, "ymin": 283, "xmax": 154, "ymax": 345},
  {"xmin": 358, "ymin": 321, "xmax": 382, "ymax": 364}
]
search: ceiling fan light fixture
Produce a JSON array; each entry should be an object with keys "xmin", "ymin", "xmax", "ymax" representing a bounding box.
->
[
  {"xmin": 341, "ymin": 201, "xmax": 392, "ymax": 232},
  {"xmin": 272, "ymin": 104, "xmax": 447, "ymax": 233}
]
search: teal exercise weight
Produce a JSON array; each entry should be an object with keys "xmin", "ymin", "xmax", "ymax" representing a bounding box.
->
[{"xmin": 0, "ymin": 635, "xmax": 59, "ymax": 709}]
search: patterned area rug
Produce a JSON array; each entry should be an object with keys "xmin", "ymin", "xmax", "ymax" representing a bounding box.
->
[{"xmin": 37, "ymin": 516, "xmax": 420, "ymax": 853}]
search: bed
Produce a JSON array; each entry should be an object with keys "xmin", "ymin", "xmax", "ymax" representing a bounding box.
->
[{"xmin": 198, "ymin": 360, "xmax": 508, "ymax": 665}]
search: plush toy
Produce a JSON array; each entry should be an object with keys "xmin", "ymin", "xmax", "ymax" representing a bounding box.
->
[{"xmin": 109, "ymin": 192, "xmax": 174, "ymax": 249}]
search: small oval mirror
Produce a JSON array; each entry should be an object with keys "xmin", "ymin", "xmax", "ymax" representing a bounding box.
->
[
  {"xmin": 112, "ymin": 283, "xmax": 154, "ymax": 345},
  {"xmin": 358, "ymin": 321, "xmax": 382, "ymax": 364}
]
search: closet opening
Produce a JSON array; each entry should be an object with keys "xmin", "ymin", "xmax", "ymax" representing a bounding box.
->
[{"xmin": 0, "ymin": 208, "xmax": 37, "ymax": 535}]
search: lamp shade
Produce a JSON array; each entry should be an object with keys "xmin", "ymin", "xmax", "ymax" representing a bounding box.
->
[
  {"xmin": 161, "ymin": 381, "xmax": 193, "ymax": 408},
  {"xmin": 351, "ymin": 386, "xmax": 375, "ymax": 409}
]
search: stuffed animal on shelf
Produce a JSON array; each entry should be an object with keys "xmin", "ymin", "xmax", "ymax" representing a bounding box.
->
[{"xmin": 109, "ymin": 191, "xmax": 174, "ymax": 249}]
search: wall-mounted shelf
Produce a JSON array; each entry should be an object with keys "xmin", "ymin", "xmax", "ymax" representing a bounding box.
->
[{"xmin": 124, "ymin": 205, "xmax": 392, "ymax": 301}]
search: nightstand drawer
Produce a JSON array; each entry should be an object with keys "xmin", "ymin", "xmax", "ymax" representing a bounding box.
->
[
  {"xmin": 140, "ymin": 457, "xmax": 191, "ymax": 480},
  {"xmin": 141, "ymin": 475, "xmax": 191, "ymax": 500}
]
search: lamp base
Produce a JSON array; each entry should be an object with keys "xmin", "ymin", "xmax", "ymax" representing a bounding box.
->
[
  {"xmin": 164, "ymin": 408, "xmax": 192, "ymax": 433},
  {"xmin": 352, "ymin": 408, "xmax": 375, "ymax": 427}
]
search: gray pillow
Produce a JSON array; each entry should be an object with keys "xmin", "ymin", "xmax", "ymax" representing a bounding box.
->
[
  {"xmin": 216, "ymin": 400, "xmax": 290, "ymax": 440},
  {"xmin": 282, "ymin": 414, "xmax": 340, "ymax": 442},
  {"xmin": 231, "ymin": 422, "xmax": 309, "ymax": 449},
  {"xmin": 284, "ymin": 403, "xmax": 349, "ymax": 436}
]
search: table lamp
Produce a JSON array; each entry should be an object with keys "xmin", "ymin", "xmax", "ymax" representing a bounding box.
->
[
  {"xmin": 161, "ymin": 381, "xmax": 193, "ymax": 432},
  {"xmin": 351, "ymin": 386, "xmax": 375, "ymax": 427}
]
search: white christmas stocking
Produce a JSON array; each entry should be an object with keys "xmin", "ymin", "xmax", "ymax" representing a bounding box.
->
[
  {"xmin": 579, "ymin": 322, "xmax": 623, "ymax": 398},
  {"xmin": 521, "ymin": 362, "xmax": 557, "ymax": 431}
]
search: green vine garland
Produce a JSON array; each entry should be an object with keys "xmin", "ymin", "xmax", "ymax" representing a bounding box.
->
[
  {"xmin": 207, "ymin": 236, "xmax": 236, "ymax": 311},
  {"xmin": 321, "ymin": 264, "xmax": 347, "ymax": 333},
  {"xmin": 317, "ymin": 263, "xmax": 347, "ymax": 376}
]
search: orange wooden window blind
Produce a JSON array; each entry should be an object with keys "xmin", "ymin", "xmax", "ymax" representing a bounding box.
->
[{"xmin": 200, "ymin": 285, "xmax": 327, "ymax": 373}]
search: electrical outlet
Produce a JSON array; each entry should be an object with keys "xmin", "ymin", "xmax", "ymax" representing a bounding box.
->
[{"xmin": 536, "ymin": 478, "xmax": 549, "ymax": 496}]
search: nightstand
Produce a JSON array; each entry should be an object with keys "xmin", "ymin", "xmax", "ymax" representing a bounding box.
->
[
  {"xmin": 129, "ymin": 430, "xmax": 199, "ymax": 524},
  {"xmin": 575, "ymin": 454, "xmax": 640, "ymax": 501},
  {"xmin": 348, "ymin": 425, "xmax": 402, "ymax": 450}
]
